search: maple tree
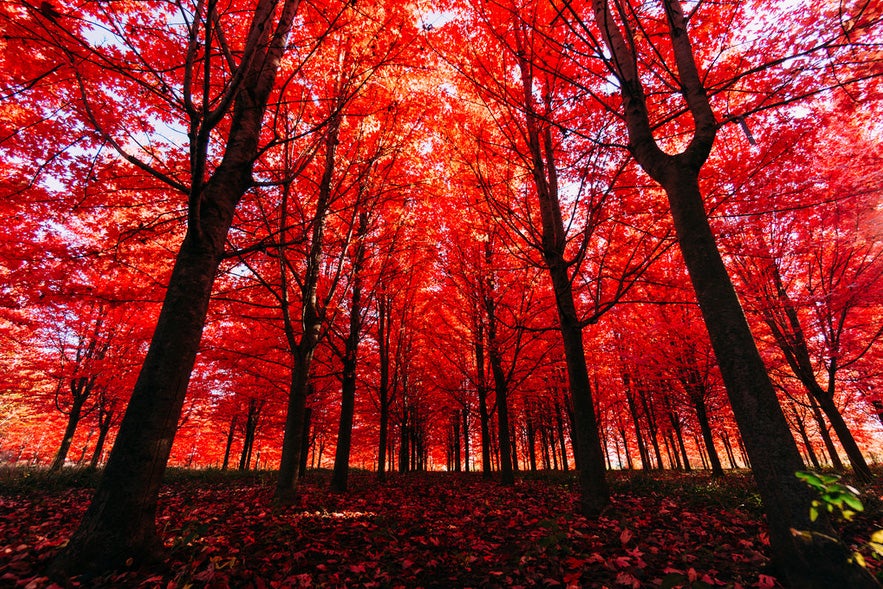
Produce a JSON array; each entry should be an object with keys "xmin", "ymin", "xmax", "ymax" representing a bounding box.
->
[
  {"xmin": 1, "ymin": 0, "xmax": 883, "ymax": 584},
  {"xmin": 548, "ymin": 0, "xmax": 882, "ymax": 585}
]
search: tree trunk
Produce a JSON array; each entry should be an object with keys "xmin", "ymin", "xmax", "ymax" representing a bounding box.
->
[
  {"xmin": 89, "ymin": 407, "xmax": 113, "ymax": 470},
  {"xmin": 51, "ymin": 231, "xmax": 234, "ymax": 573},
  {"xmin": 692, "ymin": 396, "xmax": 724, "ymax": 477},
  {"xmin": 670, "ymin": 412, "xmax": 691, "ymax": 471},
  {"xmin": 816, "ymin": 393, "xmax": 872, "ymax": 483},
  {"xmin": 809, "ymin": 395, "xmax": 843, "ymax": 469},
  {"xmin": 276, "ymin": 116, "xmax": 339, "ymax": 502},
  {"xmin": 331, "ymin": 212, "xmax": 367, "ymax": 493},
  {"xmin": 299, "ymin": 407, "xmax": 312, "ymax": 476},
  {"xmin": 49, "ymin": 0, "xmax": 302, "ymax": 575},
  {"xmin": 663, "ymin": 168, "xmax": 874, "ymax": 586},
  {"xmin": 377, "ymin": 296, "xmax": 391, "ymax": 482},
  {"xmin": 452, "ymin": 410, "xmax": 462, "ymax": 472},
  {"xmin": 50, "ymin": 392, "xmax": 87, "ymax": 472},
  {"xmin": 584, "ymin": 0, "xmax": 876, "ymax": 580},
  {"xmin": 221, "ymin": 416, "xmax": 236, "ymax": 471},
  {"xmin": 462, "ymin": 408, "xmax": 470, "ymax": 472},
  {"xmin": 790, "ymin": 405, "xmax": 821, "ymax": 470},
  {"xmin": 554, "ymin": 398, "xmax": 570, "ymax": 471},
  {"xmin": 475, "ymin": 331, "xmax": 493, "ymax": 478},
  {"xmin": 276, "ymin": 348, "xmax": 314, "ymax": 499},
  {"xmin": 622, "ymin": 371, "xmax": 651, "ymax": 470}
]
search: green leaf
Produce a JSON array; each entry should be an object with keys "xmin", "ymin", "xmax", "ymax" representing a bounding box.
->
[
  {"xmin": 818, "ymin": 473, "xmax": 840, "ymax": 485},
  {"xmin": 796, "ymin": 471, "xmax": 823, "ymax": 488},
  {"xmin": 841, "ymin": 493, "xmax": 864, "ymax": 512},
  {"xmin": 809, "ymin": 505, "xmax": 819, "ymax": 522}
]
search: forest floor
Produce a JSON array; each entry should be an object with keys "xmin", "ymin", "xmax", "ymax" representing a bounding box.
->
[{"xmin": 0, "ymin": 467, "xmax": 880, "ymax": 588}]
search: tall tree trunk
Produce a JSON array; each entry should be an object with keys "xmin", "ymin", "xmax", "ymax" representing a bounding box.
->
[
  {"xmin": 331, "ymin": 212, "xmax": 368, "ymax": 493},
  {"xmin": 276, "ymin": 116, "xmax": 339, "ymax": 502},
  {"xmin": 221, "ymin": 416, "xmax": 236, "ymax": 471},
  {"xmin": 554, "ymin": 397, "xmax": 570, "ymax": 471},
  {"xmin": 754, "ymin": 243, "xmax": 872, "ymax": 482},
  {"xmin": 484, "ymin": 273, "xmax": 514, "ymax": 485},
  {"xmin": 692, "ymin": 396, "xmax": 724, "ymax": 477},
  {"xmin": 720, "ymin": 430, "xmax": 738, "ymax": 469},
  {"xmin": 376, "ymin": 295, "xmax": 391, "ymax": 482},
  {"xmin": 669, "ymin": 411, "xmax": 691, "ymax": 471},
  {"xmin": 583, "ymin": 1, "xmax": 877, "ymax": 584},
  {"xmin": 638, "ymin": 383, "xmax": 663, "ymax": 469},
  {"xmin": 475, "ymin": 326, "xmax": 493, "ymax": 478},
  {"xmin": 50, "ymin": 388, "xmax": 88, "ymax": 472},
  {"xmin": 622, "ymin": 374, "xmax": 651, "ymax": 469},
  {"xmin": 452, "ymin": 410, "xmax": 462, "ymax": 472},
  {"xmin": 816, "ymin": 393, "xmax": 872, "ymax": 483},
  {"xmin": 299, "ymin": 407, "xmax": 312, "ymax": 475},
  {"xmin": 462, "ymin": 408, "xmax": 470, "ymax": 472},
  {"xmin": 511, "ymin": 40, "xmax": 608, "ymax": 514},
  {"xmin": 49, "ymin": 0, "xmax": 303, "ymax": 575}
]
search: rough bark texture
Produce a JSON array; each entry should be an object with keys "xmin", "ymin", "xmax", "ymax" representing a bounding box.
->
[
  {"xmin": 584, "ymin": 1, "xmax": 878, "ymax": 585},
  {"xmin": 50, "ymin": 0, "xmax": 302, "ymax": 575}
]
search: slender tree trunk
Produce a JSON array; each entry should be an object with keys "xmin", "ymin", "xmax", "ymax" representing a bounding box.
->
[
  {"xmin": 622, "ymin": 372, "xmax": 651, "ymax": 470},
  {"xmin": 277, "ymin": 348, "xmax": 314, "ymax": 498},
  {"xmin": 809, "ymin": 395, "xmax": 843, "ymax": 468},
  {"xmin": 618, "ymin": 426, "xmax": 633, "ymax": 469},
  {"xmin": 452, "ymin": 410, "xmax": 462, "ymax": 472},
  {"xmin": 816, "ymin": 394, "xmax": 872, "ymax": 483},
  {"xmin": 221, "ymin": 416, "xmax": 236, "ymax": 471},
  {"xmin": 51, "ymin": 393, "xmax": 87, "ymax": 472},
  {"xmin": 756, "ymin": 246, "xmax": 872, "ymax": 482},
  {"xmin": 462, "ymin": 408, "xmax": 470, "ymax": 472},
  {"xmin": 525, "ymin": 407, "xmax": 538, "ymax": 472},
  {"xmin": 276, "ymin": 116, "xmax": 339, "ymax": 502},
  {"xmin": 692, "ymin": 396, "xmax": 724, "ymax": 477},
  {"xmin": 671, "ymin": 412, "xmax": 691, "ymax": 471},
  {"xmin": 475, "ymin": 330, "xmax": 493, "ymax": 477},
  {"xmin": 512, "ymin": 43, "xmax": 608, "ymax": 514},
  {"xmin": 790, "ymin": 405, "xmax": 821, "ymax": 470},
  {"xmin": 299, "ymin": 407, "xmax": 312, "ymax": 475},
  {"xmin": 376, "ymin": 296, "xmax": 391, "ymax": 482},
  {"xmin": 89, "ymin": 408, "xmax": 113, "ymax": 470},
  {"xmin": 638, "ymin": 384, "xmax": 663, "ymax": 469},
  {"xmin": 720, "ymin": 430, "xmax": 738, "ymax": 469},
  {"xmin": 554, "ymin": 398, "xmax": 569, "ymax": 471},
  {"xmin": 331, "ymin": 212, "xmax": 368, "ymax": 493}
]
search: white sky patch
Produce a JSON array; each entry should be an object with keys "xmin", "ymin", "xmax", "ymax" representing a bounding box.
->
[{"xmin": 417, "ymin": 10, "xmax": 456, "ymax": 31}]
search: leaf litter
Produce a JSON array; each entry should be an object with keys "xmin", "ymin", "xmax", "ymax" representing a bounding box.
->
[{"xmin": 0, "ymin": 471, "xmax": 880, "ymax": 588}]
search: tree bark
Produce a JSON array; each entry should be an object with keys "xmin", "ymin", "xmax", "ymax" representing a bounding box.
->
[
  {"xmin": 50, "ymin": 0, "xmax": 302, "ymax": 575},
  {"xmin": 583, "ymin": 1, "xmax": 878, "ymax": 584},
  {"xmin": 331, "ymin": 212, "xmax": 368, "ymax": 493},
  {"xmin": 50, "ymin": 389, "xmax": 88, "ymax": 472},
  {"xmin": 692, "ymin": 395, "xmax": 724, "ymax": 477},
  {"xmin": 221, "ymin": 415, "xmax": 236, "ymax": 471}
]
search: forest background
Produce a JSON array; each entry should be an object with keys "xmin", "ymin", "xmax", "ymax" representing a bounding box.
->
[{"xmin": 1, "ymin": 0, "xmax": 883, "ymax": 585}]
